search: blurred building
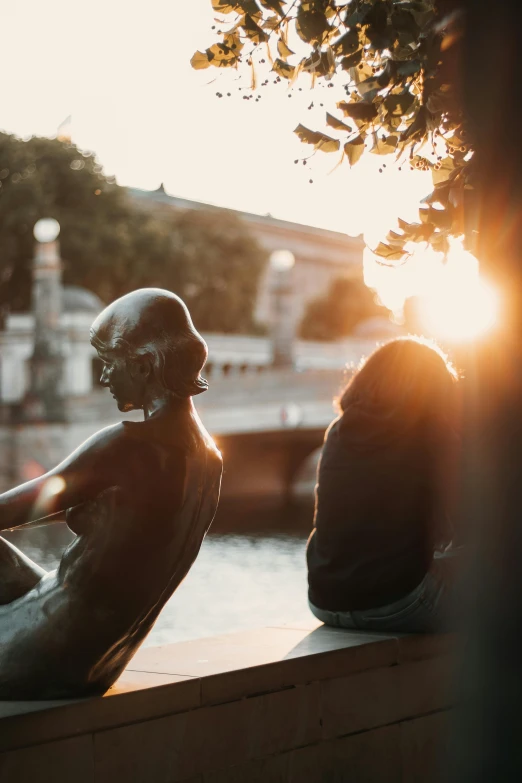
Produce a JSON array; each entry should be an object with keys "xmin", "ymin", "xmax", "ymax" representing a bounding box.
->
[
  {"xmin": 0, "ymin": 284, "xmax": 379, "ymax": 404},
  {"xmin": 127, "ymin": 185, "xmax": 364, "ymax": 329},
  {"xmin": 0, "ymin": 286, "xmax": 104, "ymax": 404},
  {"xmin": 0, "ymin": 196, "xmax": 368, "ymax": 404}
]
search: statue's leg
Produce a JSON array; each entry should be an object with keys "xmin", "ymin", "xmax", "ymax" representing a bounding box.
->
[{"xmin": 0, "ymin": 536, "xmax": 47, "ymax": 605}]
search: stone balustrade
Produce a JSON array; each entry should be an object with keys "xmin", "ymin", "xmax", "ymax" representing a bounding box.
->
[{"xmin": 0, "ymin": 619, "xmax": 455, "ymax": 782}]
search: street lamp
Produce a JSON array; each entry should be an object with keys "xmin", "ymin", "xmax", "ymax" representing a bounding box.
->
[
  {"xmin": 270, "ymin": 249, "xmax": 296, "ymax": 369},
  {"xmin": 23, "ymin": 218, "xmax": 65, "ymax": 421},
  {"xmin": 33, "ymin": 217, "xmax": 60, "ymax": 244}
]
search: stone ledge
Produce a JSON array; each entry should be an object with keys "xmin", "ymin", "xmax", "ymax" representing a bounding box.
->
[{"xmin": 0, "ymin": 621, "xmax": 456, "ymax": 782}]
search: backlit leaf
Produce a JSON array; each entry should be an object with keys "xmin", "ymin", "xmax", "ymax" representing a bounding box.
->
[
  {"xmin": 344, "ymin": 136, "xmax": 365, "ymax": 166},
  {"xmin": 241, "ymin": 14, "xmax": 269, "ymax": 43},
  {"xmin": 191, "ymin": 50, "xmax": 211, "ymax": 70},
  {"xmin": 326, "ymin": 113, "xmax": 351, "ymax": 132},
  {"xmin": 431, "ymin": 157, "xmax": 455, "ymax": 185},
  {"xmin": 211, "ymin": 0, "xmax": 240, "ymax": 13},
  {"xmin": 296, "ymin": 8, "xmax": 329, "ymax": 43},
  {"xmin": 397, "ymin": 60, "xmax": 421, "ymax": 78},
  {"xmin": 384, "ymin": 91, "xmax": 415, "ymax": 116},
  {"xmin": 332, "ymin": 29, "xmax": 359, "ymax": 56},
  {"xmin": 371, "ymin": 135, "xmax": 398, "ymax": 155},
  {"xmin": 258, "ymin": 0, "xmax": 285, "ymax": 15},
  {"xmin": 294, "ymin": 124, "xmax": 340, "ymax": 153},
  {"xmin": 277, "ymin": 38, "xmax": 295, "ymax": 59},
  {"xmin": 358, "ymin": 77, "xmax": 382, "ymax": 99},
  {"xmin": 373, "ymin": 242, "xmax": 406, "ymax": 261},
  {"xmin": 337, "ymin": 101, "xmax": 378, "ymax": 122},
  {"xmin": 294, "ymin": 124, "xmax": 324, "ymax": 146},
  {"xmin": 206, "ymin": 41, "xmax": 240, "ymax": 67},
  {"xmin": 340, "ymin": 50, "xmax": 362, "ymax": 69},
  {"xmin": 315, "ymin": 136, "xmax": 340, "ymax": 153},
  {"xmin": 273, "ymin": 58, "xmax": 295, "ymax": 79}
]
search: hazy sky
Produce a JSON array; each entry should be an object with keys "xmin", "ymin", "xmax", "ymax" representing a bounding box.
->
[{"xmin": 0, "ymin": 0, "xmax": 430, "ymax": 236}]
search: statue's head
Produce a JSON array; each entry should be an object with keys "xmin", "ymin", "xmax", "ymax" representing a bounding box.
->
[{"xmin": 90, "ymin": 288, "xmax": 208, "ymax": 412}]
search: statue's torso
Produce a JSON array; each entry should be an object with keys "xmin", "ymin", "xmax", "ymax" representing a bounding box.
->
[{"xmin": 0, "ymin": 416, "xmax": 222, "ymax": 699}]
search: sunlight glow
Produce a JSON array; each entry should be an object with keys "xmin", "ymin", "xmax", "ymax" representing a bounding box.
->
[
  {"xmin": 417, "ymin": 253, "xmax": 500, "ymax": 343},
  {"xmin": 39, "ymin": 475, "xmax": 66, "ymax": 503},
  {"xmin": 365, "ymin": 237, "xmax": 500, "ymax": 343}
]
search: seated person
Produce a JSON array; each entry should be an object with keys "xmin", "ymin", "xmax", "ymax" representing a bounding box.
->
[{"xmin": 307, "ymin": 337, "xmax": 460, "ymax": 633}]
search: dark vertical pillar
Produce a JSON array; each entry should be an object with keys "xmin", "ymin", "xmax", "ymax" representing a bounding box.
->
[
  {"xmin": 270, "ymin": 250, "xmax": 296, "ymax": 369},
  {"xmin": 447, "ymin": 2, "xmax": 522, "ymax": 780}
]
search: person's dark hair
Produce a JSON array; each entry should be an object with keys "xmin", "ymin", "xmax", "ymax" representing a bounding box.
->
[
  {"xmin": 338, "ymin": 336, "xmax": 459, "ymax": 428},
  {"xmin": 90, "ymin": 288, "xmax": 208, "ymax": 398}
]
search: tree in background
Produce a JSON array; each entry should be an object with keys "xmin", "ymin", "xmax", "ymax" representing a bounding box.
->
[
  {"xmin": 0, "ymin": 133, "xmax": 266, "ymax": 333},
  {"xmin": 300, "ymin": 275, "xmax": 386, "ymax": 340},
  {"xmin": 164, "ymin": 208, "xmax": 267, "ymax": 333}
]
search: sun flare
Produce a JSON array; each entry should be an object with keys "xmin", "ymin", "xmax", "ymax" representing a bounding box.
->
[{"xmin": 364, "ymin": 237, "xmax": 500, "ymax": 344}]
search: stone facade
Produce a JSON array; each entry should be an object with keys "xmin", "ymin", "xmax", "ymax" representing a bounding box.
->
[{"xmin": 127, "ymin": 186, "xmax": 365, "ymax": 329}]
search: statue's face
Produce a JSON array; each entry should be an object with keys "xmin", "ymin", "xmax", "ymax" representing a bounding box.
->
[{"xmin": 94, "ymin": 343, "xmax": 147, "ymax": 413}]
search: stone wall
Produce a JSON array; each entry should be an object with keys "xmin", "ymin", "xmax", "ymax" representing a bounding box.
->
[{"xmin": 0, "ymin": 620, "xmax": 456, "ymax": 782}]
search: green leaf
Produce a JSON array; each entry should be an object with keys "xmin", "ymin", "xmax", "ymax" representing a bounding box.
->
[
  {"xmin": 277, "ymin": 38, "xmax": 295, "ymax": 59},
  {"xmin": 371, "ymin": 135, "xmax": 398, "ymax": 155},
  {"xmin": 332, "ymin": 29, "xmax": 359, "ymax": 56},
  {"xmin": 400, "ymin": 106, "xmax": 426, "ymax": 142},
  {"xmin": 294, "ymin": 124, "xmax": 326, "ymax": 146},
  {"xmin": 431, "ymin": 157, "xmax": 455, "ymax": 185},
  {"xmin": 326, "ymin": 113, "xmax": 351, "ymax": 132},
  {"xmin": 373, "ymin": 242, "xmax": 406, "ymax": 261},
  {"xmin": 340, "ymin": 50, "xmax": 362, "ymax": 69},
  {"xmin": 345, "ymin": 7, "xmax": 366, "ymax": 27},
  {"xmin": 206, "ymin": 40, "xmax": 240, "ymax": 67},
  {"xmin": 296, "ymin": 8, "xmax": 329, "ymax": 43},
  {"xmin": 384, "ymin": 91, "xmax": 415, "ymax": 116},
  {"xmin": 423, "ymin": 205, "xmax": 453, "ymax": 229},
  {"xmin": 431, "ymin": 233, "xmax": 450, "ymax": 254},
  {"xmin": 344, "ymin": 136, "xmax": 365, "ymax": 166},
  {"xmin": 397, "ymin": 218, "xmax": 427, "ymax": 241},
  {"xmin": 272, "ymin": 58, "xmax": 295, "ymax": 79},
  {"xmin": 211, "ymin": 0, "xmax": 241, "ymax": 13},
  {"xmin": 397, "ymin": 60, "xmax": 421, "ymax": 78},
  {"xmin": 241, "ymin": 14, "xmax": 269, "ymax": 43},
  {"xmin": 316, "ymin": 135, "xmax": 340, "ymax": 153},
  {"xmin": 224, "ymin": 32, "xmax": 244, "ymax": 53},
  {"xmin": 294, "ymin": 124, "xmax": 340, "ymax": 153},
  {"xmin": 337, "ymin": 101, "xmax": 378, "ymax": 122},
  {"xmin": 386, "ymin": 229, "xmax": 406, "ymax": 243},
  {"xmin": 191, "ymin": 50, "xmax": 211, "ymax": 70},
  {"xmin": 302, "ymin": 50, "xmax": 335, "ymax": 77},
  {"xmin": 237, "ymin": 0, "xmax": 263, "ymax": 17},
  {"xmin": 418, "ymin": 205, "xmax": 430, "ymax": 223},
  {"xmin": 262, "ymin": 15, "xmax": 281, "ymax": 30},
  {"xmin": 358, "ymin": 77, "xmax": 382, "ymax": 99},
  {"xmin": 258, "ymin": 0, "xmax": 285, "ymax": 15},
  {"xmin": 391, "ymin": 8, "xmax": 420, "ymax": 37}
]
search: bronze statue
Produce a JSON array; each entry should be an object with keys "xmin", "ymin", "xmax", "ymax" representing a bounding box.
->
[{"xmin": 0, "ymin": 289, "xmax": 222, "ymax": 699}]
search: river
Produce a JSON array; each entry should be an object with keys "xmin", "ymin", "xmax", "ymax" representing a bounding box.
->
[{"xmin": 3, "ymin": 499, "xmax": 314, "ymax": 647}]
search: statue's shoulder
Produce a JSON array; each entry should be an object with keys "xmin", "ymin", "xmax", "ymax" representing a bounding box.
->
[{"xmin": 71, "ymin": 422, "xmax": 138, "ymax": 464}]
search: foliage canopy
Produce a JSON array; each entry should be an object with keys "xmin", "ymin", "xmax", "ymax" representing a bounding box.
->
[
  {"xmin": 193, "ymin": 0, "xmax": 467, "ymax": 264},
  {"xmin": 0, "ymin": 133, "xmax": 266, "ymax": 333}
]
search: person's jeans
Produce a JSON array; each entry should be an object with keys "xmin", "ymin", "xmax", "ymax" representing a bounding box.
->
[{"xmin": 309, "ymin": 549, "xmax": 461, "ymax": 634}]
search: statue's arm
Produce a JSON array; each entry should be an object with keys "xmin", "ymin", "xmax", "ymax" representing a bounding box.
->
[{"xmin": 0, "ymin": 424, "xmax": 124, "ymax": 532}]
